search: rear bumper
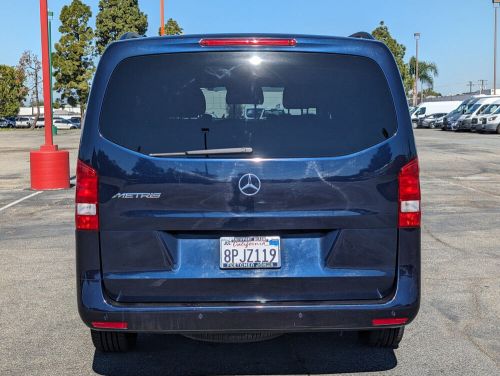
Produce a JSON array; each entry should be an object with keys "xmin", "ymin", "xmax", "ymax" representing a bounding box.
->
[
  {"xmin": 78, "ymin": 271, "xmax": 419, "ymax": 333},
  {"xmin": 76, "ymin": 229, "xmax": 420, "ymax": 333}
]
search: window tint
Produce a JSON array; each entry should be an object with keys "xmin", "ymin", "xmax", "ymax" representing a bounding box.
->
[
  {"xmin": 100, "ymin": 52, "xmax": 397, "ymax": 158},
  {"xmin": 466, "ymin": 103, "xmax": 481, "ymax": 114},
  {"xmin": 483, "ymin": 104, "xmax": 496, "ymax": 114}
]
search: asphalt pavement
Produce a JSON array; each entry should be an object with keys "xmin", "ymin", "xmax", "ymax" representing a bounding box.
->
[{"xmin": 0, "ymin": 128, "xmax": 498, "ymax": 375}]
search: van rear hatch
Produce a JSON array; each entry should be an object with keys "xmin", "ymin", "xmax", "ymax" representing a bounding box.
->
[{"xmin": 95, "ymin": 47, "xmax": 403, "ymax": 303}]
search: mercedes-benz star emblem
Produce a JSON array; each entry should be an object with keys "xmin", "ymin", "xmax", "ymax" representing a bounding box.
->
[{"xmin": 238, "ymin": 173, "xmax": 261, "ymax": 196}]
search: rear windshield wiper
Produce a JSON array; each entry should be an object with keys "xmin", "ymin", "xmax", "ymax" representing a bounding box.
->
[{"xmin": 149, "ymin": 147, "xmax": 253, "ymax": 157}]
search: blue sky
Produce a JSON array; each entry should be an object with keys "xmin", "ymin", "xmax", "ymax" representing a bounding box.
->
[{"xmin": 0, "ymin": 0, "xmax": 495, "ymax": 95}]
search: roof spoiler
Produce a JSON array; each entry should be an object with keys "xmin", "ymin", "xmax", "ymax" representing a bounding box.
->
[{"xmin": 349, "ymin": 32, "xmax": 374, "ymax": 40}]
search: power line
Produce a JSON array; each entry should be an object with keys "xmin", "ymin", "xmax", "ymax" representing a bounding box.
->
[
  {"xmin": 467, "ymin": 81, "xmax": 475, "ymax": 94},
  {"xmin": 478, "ymin": 80, "xmax": 488, "ymax": 94}
]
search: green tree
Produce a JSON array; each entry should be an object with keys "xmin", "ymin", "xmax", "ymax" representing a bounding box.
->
[
  {"xmin": 0, "ymin": 65, "xmax": 26, "ymax": 118},
  {"xmin": 95, "ymin": 0, "xmax": 148, "ymax": 54},
  {"xmin": 372, "ymin": 21, "xmax": 412, "ymax": 92},
  {"xmin": 409, "ymin": 57, "xmax": 439, "ymax": 89},
  {"xmin": 422, "ymin": 88, "xmax": 442, "ymax": 97},
  {"xmin": 53, "ymin": 0, "xmax": 94, "ymax": 120},
  {"xmin": 158, "ymin": 18, "xmax": 183, "ymax": 36}
]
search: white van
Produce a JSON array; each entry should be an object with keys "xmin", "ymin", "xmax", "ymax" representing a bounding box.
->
[
  {"xmin": 474, "ymin": 100, "xmax": 500, "ymax": 131},
  {"xmin": 456, "ymin": 96, "xmax": 500, "ymax": 131},
  {"xmin": 411, "ymin": 101, "xmax": 462, "ymax": 128}
]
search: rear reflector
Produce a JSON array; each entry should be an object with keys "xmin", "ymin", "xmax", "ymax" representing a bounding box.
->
[
  {"xmin": 372, "ymin": 318, "xmax": 409, "ymax": 326},
  {"xmin": 92, "ymin": 321, "xmax": 128, "ymax": 330},
  {"xmin": 76, "ymin": 160, "xmax": 99, "ymax": 231},
  {"xmin": 398, "ymin": 158, "xmax": 421, "ymax": 228},
  {"xmin": 200, "ymin": 38, "xmax": 297, "ymax": 47}
]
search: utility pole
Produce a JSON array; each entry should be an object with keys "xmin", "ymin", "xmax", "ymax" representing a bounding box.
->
[
  {"xmin": 478, "ymin": 79, "xmax": 488, "ymax": 94},
  {"xmin": 160, "ymin": 0, "xmax": 165, "ymax": 36},
  {"xmin": 467, "ymin": 81, "xmax": 474, "ymax": 94},
  {"xmin": 413, "ymin": 33, "xmax": 421, "ymax": 107}
]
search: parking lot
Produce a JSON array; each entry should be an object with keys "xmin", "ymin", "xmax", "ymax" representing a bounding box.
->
[{"xmin": 0, "ymin": 128, "xmax": 498, "ymax": 376}]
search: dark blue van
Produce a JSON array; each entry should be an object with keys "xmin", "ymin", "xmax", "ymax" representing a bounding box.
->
[{"xmin": 76, "ymin": 33, "xmax": 421, "ymax": 352}]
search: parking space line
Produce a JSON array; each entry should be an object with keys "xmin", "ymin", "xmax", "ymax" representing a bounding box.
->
[
  {"xmin": 0, "ymin": 191, "xmax": 43, "ymax": 213},
  {"xmin": 423, "ymin": 177, "xmax": 500, "ymax": 199}
]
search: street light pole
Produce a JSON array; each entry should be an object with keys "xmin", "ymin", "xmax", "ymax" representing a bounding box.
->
[
  {"xmin": 494, "ymin": 1, "xmax": 500, "ymax": 94},
  {"xmin": 48, "ymin": 10, "xmax": 55, "ymax": 135},
  {"xmin": 160, "ymin": 0, "xmax": 165, "ymax": 36},
  {"xmin": 413, "ymin": 33, "xmax": 421, "ymax": 107}
]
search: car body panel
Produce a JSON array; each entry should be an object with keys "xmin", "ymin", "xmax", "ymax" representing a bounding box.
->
[{"xmin": 76, "ymin": 33, "xmax": 419, "ymax": 332}]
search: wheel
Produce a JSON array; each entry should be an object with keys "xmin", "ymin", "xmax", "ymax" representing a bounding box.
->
[
  {"xmin": 497, "ymin": 125, "xmax": 500, "ymax": 134},
  {"xmin": 359, "ymin": 327, "xmax": 405, "ymax": 349},
  {"xmin": 90, "ymin": 330, "xmax": 137, "ymax": 353}
]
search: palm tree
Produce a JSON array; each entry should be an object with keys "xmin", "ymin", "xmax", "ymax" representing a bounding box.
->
[{"xmin": 409, "ymin": 57, "xmax": 439, "ymax": 100}]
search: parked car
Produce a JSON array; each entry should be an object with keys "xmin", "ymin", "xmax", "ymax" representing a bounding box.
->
[
  {"xmin": 456, "ymin": 97, "xmax": 500, "ymax": 131},
  {"xmin": 442, "ymin": 112, "xmax": 461, "ymax": 130},
  {"xmin": 0, "ymin": 117, "xmax": 15, "ymax": 128},
  {"xmin": 5, "ymin": 117, "xmax": 16, "ymax": 127},
  {"xmin": 33, "ymin": 117, "xmax": 44, "ymax": 128},
  {"xmin": 33, "ymin": 116, "xmax": 65, "ymax": 128},
  {"xmin": 69, "ymin": 116, "xmax": 81, "ymax": 128},
  {"xmin": 434, "ymin": 114, "xmax": 446, "ymax": 129},
  {"xmin": 411, "ymin": 101, "xmax": 461, "ymax": 128},
  {"xmin": 442, "ymin": 96, "xmax": 487, "ymax": 131},
  {"xmin": 479, "ymin": 107, "xmax": 500, "ymax": 133},
  {"xmin": 15, "ymin": 116, "xmax": 32, "ymax": 128},
  {"xmin": 54, "ymin": 118, "xmax": 78, "ymax": 129},
  {"xmin": 77, "ymin": 33, "xmax": 421, "ymax": 353},
  {"xmin": 472, "ymin": 101, "xmax": 500, "ymax": 132},
  {"xmin": 421, "ymin": 113, "xmax": 447, "ymax": 129}
]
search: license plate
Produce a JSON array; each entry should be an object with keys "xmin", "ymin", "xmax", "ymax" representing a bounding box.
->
[{"xmin": 220, "ymin": 236, "xmax": 281, "ymax": 269}]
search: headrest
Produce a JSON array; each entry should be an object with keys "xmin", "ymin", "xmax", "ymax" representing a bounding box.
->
[
  {"xmin": 226, "ymin": 84, "xmax": 264, "ymax": 105},
  {"xmin": 168, "ymin": 87, "xmax": 206, "ymax": 118},
  {"xmin": 283, "ymin": 85, "xmax": 316, "ymax": 109}
]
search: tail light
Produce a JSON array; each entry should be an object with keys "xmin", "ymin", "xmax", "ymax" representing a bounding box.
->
[
  {"xmin": 200, "ymin": 38, "xmax": 297, "ymax": 47},
  {"xmin": 76, "ymin": 159, "xmax": 98, "ymax": 230},
  {"xmin": 398, "ymin": 158, "xmax": 421, "ymax": 228}
]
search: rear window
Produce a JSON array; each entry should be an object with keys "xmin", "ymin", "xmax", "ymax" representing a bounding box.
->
[{"xmin": 100, "ymin": 52, "xmax": 397, "ymax": 158}]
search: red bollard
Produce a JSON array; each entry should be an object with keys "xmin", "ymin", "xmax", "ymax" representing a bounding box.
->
[
  {"xmin": 30, "ymin": 0, "xmax": 70, "ymax": 190},
  {"xmin": 30, "ymin": 146, "xmax": 70, "ymax": 190}
]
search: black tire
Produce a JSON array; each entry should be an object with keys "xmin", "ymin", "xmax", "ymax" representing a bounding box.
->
[
  {"xmin": 497, "ymin": 125, "xmax": 500, "ymax": 134},
  {"xmin": 90, "ymin": 330, "xmax": 137, "ymax": 353},
  {"xmin": 360, "ymin": 327, "xmax": 405, "ymax": 349}
]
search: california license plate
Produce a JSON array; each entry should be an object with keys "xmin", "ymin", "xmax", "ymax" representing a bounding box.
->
[{"xmin": 220, "ymin": 236, "xmax": 281, "ymax": 269}]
